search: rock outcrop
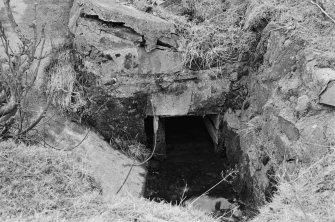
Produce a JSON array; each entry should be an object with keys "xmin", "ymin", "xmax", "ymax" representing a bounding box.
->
[
  {"xmin": 68, "ymin": 0, "xmax": 236, "ymax": 141},
  {"xmin": 221, "ymin": 20, "xmax": 335, "ymax": 203}
]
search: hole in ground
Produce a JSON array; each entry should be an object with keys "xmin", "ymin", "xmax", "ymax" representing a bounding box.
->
[{"xmin": 144, "ymin": 115, "xmax": 237, "ymax": 205}]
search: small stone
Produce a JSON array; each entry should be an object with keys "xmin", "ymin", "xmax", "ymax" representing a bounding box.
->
[
  {"xmin": 229, "ymin": 72, "xmax": 239, "ymax": 81},
  {"xmin": 277, "ymin": 116, "xmax": 300, "ymax": 141},
  {"xmin": 295, "ymin": 95, "xmax": 310, "ymax": 112},
  {"xmin": 289, "ymin": 96, "xmax": 296, "ymax": 103},
  {"xmin": 133, "ymin": 0, "xmax": 151, "ymax": 12},
  {"xmin": 233, "ymin": 208, "xmax": 243, "ymax": 218},
  {"xmin": 284, "ymin": 40, "xmax": 292, "ymax": 47}
]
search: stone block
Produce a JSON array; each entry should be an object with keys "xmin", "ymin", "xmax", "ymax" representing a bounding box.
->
[{"xmin": 295, "ymin": 95, "xmax": 310, "ymax": 112}]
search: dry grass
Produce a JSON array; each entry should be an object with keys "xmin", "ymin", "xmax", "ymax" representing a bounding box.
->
[
  {"xmin": 255, "ymin": 0, "xmax": 335, "ymax": 53},
  {"xmin": 111, "ymin": 137, "xmax": 151, "ymax": 162},
  {"xmin": 176, "ymin": 0, "xmax": 335, "ymax": 70},
  {"xmin": 179, "ymin": 0, "xmax": 257, "ymax": 70},
  {"xmin": 44, "ymin": 44, "xmax": 87, "ymax": 112},
  {"xmin": 252, "ymin": 147, "xmax": 335, "ymax": 222},
  {"xmin": 0, "ymin": 141, "xmax": 218, "ymax": 222},
  {"xmin": 0, "ymin": 140, "xmax": 104, "ymax": 221}
]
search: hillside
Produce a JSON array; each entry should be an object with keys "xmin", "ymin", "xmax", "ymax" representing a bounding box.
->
[{"xmin": 1, "ymin": 0, "xmax": 335, "ymax": 221}]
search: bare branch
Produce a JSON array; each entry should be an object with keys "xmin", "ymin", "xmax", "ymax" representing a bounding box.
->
[
  {"xmin": 0, "ymin": 89, "xmax": 16, "ymax": 116},
  {"xmin": 18, "ymin": 93, "xmax": 54, "ymax": 136},
  {"xmin": 3, "ymin": 0, "xmax": 30, "ymax": 44},
  {"xmin": 28, "ymin": 25, "xmax": 47, "ymax": 89}
]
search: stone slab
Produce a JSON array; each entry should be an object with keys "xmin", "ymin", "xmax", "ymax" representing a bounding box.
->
[
  {"xmin": 320, "ymin": 81, "xmax": 335, "ymax": 107},
  {"xmin": 70, "ymin": 0, "xmax": 177, "ymax": 51}
]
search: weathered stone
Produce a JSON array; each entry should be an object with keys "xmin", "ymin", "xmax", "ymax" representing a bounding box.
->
[
  {"xmin": 70, "ymin": 7, "xmax": 183, "ymax": 78},
  {"xmin": 313, "ymin": 68, "xmax": 335, "ymax": 85},
  {"xmin": 133, "ymin": 0, "xmax": 152, "ymax": 12},
  {"xmin": 320, "ymin": 81, "xmax": 335, "ymax": 107},
  {"xmin": 137, "ymin": 48, "xmax": 183, "ymax": 75},
  {"xmin": 325, "ymin": 116, "xmax": 335, "ymax": 144},
  {"xmin": 274, "ymin": 135, "xmax": 290, "ymax": 162},
  {"xmin": 229, "ymin": 72, "xmax": 239, "ymax": 81},
  {"xmin": 149, "ymin": 90, "xmax": 192, "ymax": 116},
  {"xmin": 296, "ymin": 114, "xmax": 330, "ymax": 161},
  {"xmin": 70, "ymin": 0, "xmax": 177, "ymax": 52},
  {"xmin": 277, "ymin": 116, "xmax": 300, "ymax": 141},
  {"xmin": 295, "ymin": 95, "xmax": 310, "ymax": 112}
]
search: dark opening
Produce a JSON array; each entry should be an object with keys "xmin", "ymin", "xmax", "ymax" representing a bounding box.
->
[{"xmin": 144, "ymin": 116, "xmax": 235, "ymax": 204}]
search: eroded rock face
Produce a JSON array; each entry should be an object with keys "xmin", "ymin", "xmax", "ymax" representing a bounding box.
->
[
  {"xmin": 69, "ymin": 0, "xmax": 178, "ymax": 52},
  {"xmin": 69, "ymin": 0, "xmax": 235, "ymax": 141},
  {"xmin": 220, "ymin": 21, "xmax": 335, "ymax": 204}
]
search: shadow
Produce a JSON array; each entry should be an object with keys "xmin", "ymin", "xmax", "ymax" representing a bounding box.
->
[{"xmin": 144, "ymin": 116, "xmax": 236, "ymax": 204}]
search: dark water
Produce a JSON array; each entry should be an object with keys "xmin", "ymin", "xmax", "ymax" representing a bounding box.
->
[{"xmin": 144, "ymin": 116, "xmax": 236, "ymax": 204}]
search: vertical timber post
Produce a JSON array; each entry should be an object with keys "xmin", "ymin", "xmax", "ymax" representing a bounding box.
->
[
  {"xmin": 203, "ymin": 114, "xmax": 220, "ymax": 152},
  {"xmin": 154, "ymin": 116, "xmax": 166, "ymax": 160}
]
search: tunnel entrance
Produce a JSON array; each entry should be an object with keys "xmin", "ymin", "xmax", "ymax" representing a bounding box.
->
[{"xmin": 144, "ymin": 115, "xmax": 236, "ymax": 204}]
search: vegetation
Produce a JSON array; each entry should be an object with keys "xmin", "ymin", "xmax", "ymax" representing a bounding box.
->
[
  {"xmin": 178, "ymin": 0, "xmax": 258, "ymax": 70},
  {"xmin": 252, "ymin": 148, "xmax": 335, "ymax": 222},
  {"xmin": 0, "ymin": 1, "xmax": 51, "ymax": 140},
  {"xmin": 173, "ymin": 0, "xmax": 335, "ymax": 70},
  {"xmin": 0, "ymin": 140, "xmax": 217, "ymax": 222}
]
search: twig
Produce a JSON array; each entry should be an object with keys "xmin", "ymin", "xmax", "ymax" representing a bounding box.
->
[
  {"xmin": 17, "ymin": 92, "xmax": 54, "ymax": 136},
  {"xmin": 310, "ymin": 0, "xmax": 335, "ymax": 24},
  {"xmin": 41, "ymin": 129, "xmax": 90, "ymax": 151},
  {"xmin": 116, "ymin": 101, "xmax": 158, "ymax": 194},
  {"xmin": 3, "ymin": 0, "xmax": 30, "ymax": 44},
  {"xmin": 189, "ymin": 169, "xmax": 238, "ymax": 206}
]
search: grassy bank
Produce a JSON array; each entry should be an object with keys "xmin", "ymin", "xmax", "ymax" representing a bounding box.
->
[{"xmin": 0, "ymin": 141, "xmax": 216, "ymax": 222}]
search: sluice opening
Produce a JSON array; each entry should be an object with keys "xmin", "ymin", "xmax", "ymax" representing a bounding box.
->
[{"xmin": 144, "ymin": 115, "xmax": 236, "ymax": 205}]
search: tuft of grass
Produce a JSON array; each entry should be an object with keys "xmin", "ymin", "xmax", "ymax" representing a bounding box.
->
[
  {"xmin": 111, "ymin": 137, "xmax": 151, "ymax": 162},
  {"xmin": 178, "ymin": 0, "xmax": 258, "ymax": 70},
  {"xmin": 43, "ymin": 43, "xmax": 87, "ymax": 112}
]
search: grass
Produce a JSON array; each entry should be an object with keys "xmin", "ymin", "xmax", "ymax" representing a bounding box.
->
[
  {"xmin": 0, "ymin": 140, "xmax": 218, "ymax": 222},
  {"xmin": 0, "ymin": 140, "xmax": 104, "ymax": 221},
  {"xmin": 252, "ymin": 147, "xmax": 335, "ymax": 222},
  {"xmin": 169, "ymin": 0, "xmax": 335, "ymax": 70},
  {"xmin": 43, "ymin": 43, "xmax": 87, "ymax": 112},
  {"xmin": 178, "ymin": 0, "xmax": 257, "ymax": 70}
]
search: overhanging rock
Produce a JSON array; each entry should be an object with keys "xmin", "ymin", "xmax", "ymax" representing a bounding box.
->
[
  {"xmin": 68, "ymin": 0, "xmax": 235, "ymax": 142},
  {"xmin": 69, "ymin": 0, "xmax": 178, "ymax": 52}
]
